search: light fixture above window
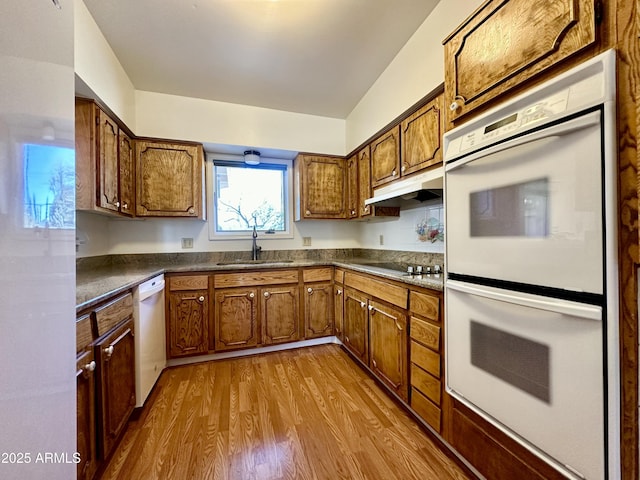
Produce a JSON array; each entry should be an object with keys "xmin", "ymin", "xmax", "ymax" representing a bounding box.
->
[{"xmin": 244, "ymin": 150, "xmax": 261, "ymax": 165}]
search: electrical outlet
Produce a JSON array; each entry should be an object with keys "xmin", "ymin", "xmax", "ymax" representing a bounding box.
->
[
  {"xmin": 181, "ymin": 237, "xmax": 194, "ymax": 249},
  {"xmin": 302, "ymin": 237, "xmax": 312, "ymax": 246},
  {"xmin": 379, "ymin": 235, "xmax": 384, "ymax": 245}
]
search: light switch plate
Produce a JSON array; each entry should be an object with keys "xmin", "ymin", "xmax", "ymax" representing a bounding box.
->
[
  {"xmin": 302, "ymin": 237, "xmax": 312, "ymax": 246},
  {"xmin": 181, "ymin": 237, "xmax": 194, "ymax": 249}
]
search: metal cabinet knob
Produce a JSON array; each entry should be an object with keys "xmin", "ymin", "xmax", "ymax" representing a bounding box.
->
[
  {"xmin": 122, "ymin": 202, "xmax": 128, "ymax": 209},
  {"xmin": 336, "ymin": 289, "xmax": 342, "ymax": 295},
  {"xmin": 115, "ymin": 201, "xmax": 121, "ymax": 207},
  {"xmin": 360, "ymin": 301, "xmax": 366, "ymax": 308},
  {"xmin": 104, "ymin": 345, "xmax": 114, "ymax": 357},
  {"xmin": 188, "ymin": 207, "xmax": 195, "ymax": 214},
  {"xmin": 305, "ymin": 210, "xmax": 311, "ymax": 216},
  {"xmin": 198, "ymin": 296, "xmax": 205, "ymax": 302},
  {"xmin": 264, "ymin": 291, "xmax": 270, "ymax": 297},
  {"xmin": 84, "ymin": 360, "xmax": 96, "ymax": 372},
  {"xmin": 368, "ymin": 305, "xmax": 374, "ymax": 311},
  {"xmin": 307, "ymin": 287, "xmax": 313, "ymax": 294},
  {"xmin": 249, "ymin": 292, "xmax": 255, "ymax": 298},
  {"xmin": 392, "ymin": 170, "xmax": 397, "ymax": 176},
  {"xmin": 401, "ymin": 165, "xmax": 406, "ymax": 172}
]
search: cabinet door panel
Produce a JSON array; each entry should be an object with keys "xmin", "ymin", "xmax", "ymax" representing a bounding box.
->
[
  {"xmin": 401, "ymin": 95, "xmax": 443, "ymax": 176},
  {"xmin": 369, "ymin": 300, "xmax": 408, "ymax": 401},
  {"xmin": 136, "ymin": 141, "xmax": 203, "ymax": 217},
  {"xmin": 334, "ymin": 285, "xmax": 344, "ymax": 340},
  {"xmin": 215, "ymin": 288, "xmax": 258, "ymax": 350},
  {"xmin": 346, "ymin": 155, "xmax": 358, "ymax": 218},
  {"xmin": 305, "ymin": 282, "xmax": 334, "ymax": 338},
  {"xmin": 118, "ymin": 131, "xmax": 135, "ymax": 216},
  {"xmin": 371, "ymin": 127, "xmax": 400, "ymax": 188},
  {"xmin": 343, "ymin": 288, "xmax": 369, "ymax": 364},
  {"xmin": 76, "ymin": 350, "xmax": 97, "ymax": 480},
  {"xmin": 97, "ymin": 109, "xmax": 119, "ymax": 212},
  {"xmin": 262, "ymin": 286, "xmax": 299, "ymax": 345},
  {"xmin": 299, "ymin": 155, "xmax": 347, "ymax": 219},
  {"xmin": 168, "ymin": 290, "xmax": 209, "ymax": 358},
  {"xmin": 444, "ymin": 0, "xmax": 596, "ymax": 122},
  {"xmin": 96, "ymin": 320, "xmax": 135, "ymax": 460},
  {"xmin": 357, "ymin": 147, "xmax": 372, "ymax": 217}
]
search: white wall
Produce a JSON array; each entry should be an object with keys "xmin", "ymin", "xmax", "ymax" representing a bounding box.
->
[
  {"xmin": 76, "ymin": 211, "xmax": 360, "ymax": 256},
  {"xmin": 345, "ymin": 0, "xmax": 484, "ymax": 151},
  {"xmin": 74, "ymin": 0, "xmax": 482, "ymax": 258},
  {"xmin": 74, "ymin": 0, "xmax": 136, "ymax": 127},
  {"xmin": 135, "ymin": 91, "xmax": 345, "ymax": 155}
]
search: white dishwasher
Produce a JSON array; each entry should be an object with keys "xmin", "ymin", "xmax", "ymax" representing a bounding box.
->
[{"xmin": 133, "ymin": 274, "xmax": 166, "ymax": 408}]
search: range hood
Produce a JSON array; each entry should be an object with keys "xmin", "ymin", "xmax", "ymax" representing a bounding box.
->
[{"xmin": 364, "ymin": 166, "xmax": 443, "ymax": 205}]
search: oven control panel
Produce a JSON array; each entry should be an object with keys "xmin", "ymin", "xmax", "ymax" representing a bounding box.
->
[{"xmin": 457, "ymin": 90, "xmax": 570, "ymax": 153}]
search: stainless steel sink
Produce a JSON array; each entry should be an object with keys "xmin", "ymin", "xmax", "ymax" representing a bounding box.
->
[{"xmin": 216, "ymin": 259, "xmax": 294, "ymax": 265}]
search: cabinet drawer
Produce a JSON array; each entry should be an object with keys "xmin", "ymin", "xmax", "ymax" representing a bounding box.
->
[
  {"xmin": 169, "ymin": 275, "xmax": 209, "ymax": 291},
  {"xmin": 334, "ymin": 268, "xmax": 345, "ymax": 284},
  {"xmin": 214, "ymin": 270, "xmax": 298, "ymax": 288},
  {"xmin": 409, "ymin": 290, "xmax": 439, "ymax": 322},
  {"xmin": 76, "ymin": 314, "xmax": 94, "ymax": 353},
  {"xmin": 411, "ymin": 388, "xmax": 441, "ymax": 432},
  {"xmin": 411, "ymin": 364, "xmax": 441, "ymax": 405},
  {"xmin": 95, "ymin": 293, "xmax": 133, "ymax": 337},
  {"xmin": 411, "ymin": 340, "xmax": 440, "ymax": 378},
  {"xmin": 344, "ymin": 272, "xmax": 408, "ymax": 309},
  {"xmin": 303, "ymin": 267, "xmax": 333, "ymax": 283},
  {"xmin": 410, "ymin": 317, "xmax": 440, "ymax": 351}
]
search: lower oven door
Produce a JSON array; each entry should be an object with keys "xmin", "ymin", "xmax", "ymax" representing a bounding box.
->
[{"xmin": 446, "ymin": 280, "xmax": 604, "ymax": 480}]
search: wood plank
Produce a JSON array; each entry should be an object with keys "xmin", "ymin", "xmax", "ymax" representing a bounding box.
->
[
  {"xmin": 302, "ymin": 267, "xmax": 333, "ymax": 283},
  {"xmin": 100, "ymin": 345, "xmax": 471, "ymax": 480},
  {"xmin": 168, "ymin": 275, "xmax": 208, "ymax": 291},
  {"xmin": 214, "ymin": 269, "xmax": 299, "ymax": 288},
  {"xmin": 410, "ymin": 316, "xmax": 440, "ymax": 351},
  {"xmin": 76, "ymin": 314, "xmax": 94, "ymax": 353},
  {"xmin": 95, "ymin": 292, "xmax": 133, "ymax": 337},
  {"xmin": 409, "ymin": 290, "xmax": 440, "ymax": 322},
  {"xmin": 344, "ymin": 271, "xmax": 408, "ymax": 308},
  {"xmin": 411, "ymin": 340, "xmax": 441, "ymax": 378},
  {"xmin": 411, "ymin": 363, "xmax": 441, "ymax": 405},
  {"xmin": 411, "ymin": 388, "xmax": 441, "ymax": 433}
]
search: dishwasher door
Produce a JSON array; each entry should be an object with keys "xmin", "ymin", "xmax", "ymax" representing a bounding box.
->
[{"xmin": 134, "ymin": 274, "xmax": 166, "ymax": 408}]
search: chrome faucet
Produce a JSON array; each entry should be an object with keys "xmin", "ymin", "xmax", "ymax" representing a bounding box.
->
[{"xmin": 251, "ymin": 225, "xmax": 262, "ymax": 260}]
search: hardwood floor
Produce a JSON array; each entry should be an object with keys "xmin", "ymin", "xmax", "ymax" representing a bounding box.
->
[{"xmin": 101, "ymin": 344, "xmax": 471, "ymax": 480}]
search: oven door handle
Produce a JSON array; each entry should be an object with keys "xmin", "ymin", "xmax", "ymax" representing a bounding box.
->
[
  {"xmin": 445, "ymin": 110, "xmax": 601, "ymax": 172},
  {"xmin": 446, "ymin": 280, "xmax": 602, "ymax": 321}
]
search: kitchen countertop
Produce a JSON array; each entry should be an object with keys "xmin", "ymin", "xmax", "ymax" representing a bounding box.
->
[{"xmin": 76, "ymin": 258, "xmax": 443, "ymax": 312}]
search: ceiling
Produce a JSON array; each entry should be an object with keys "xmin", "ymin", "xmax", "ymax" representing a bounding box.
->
[{"xmin": 83, "ymin": 0, "xmax": 440, "ymax": 119}]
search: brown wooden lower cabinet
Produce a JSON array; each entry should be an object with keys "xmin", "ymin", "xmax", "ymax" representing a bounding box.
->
[
  {"xmin": 368, "ymin": 299, "xmax": 408, "ymax": 401},
  {"xmin": 304, "ymin": 281, "xmax": 334, "ymax": 338},
  {"xmin": 95, "ymin": 318, "xmax": 135, "ymax": 461},
  {"xmin": 76, "ymin": 349, "xmax": 97, "ymax": 480},
  {"xmin": 215, "ymin": 287, "xmax": 259, "ymax": 350},
  {"xmin": 262, "ymin": 286, "xmax": 300, "ymax": 345},
  {"xmin": 343, "ymin": 287, "xmax": 369, "ymax": 364}
]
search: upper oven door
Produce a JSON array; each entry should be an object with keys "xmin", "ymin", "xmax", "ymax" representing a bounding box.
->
[{"xmin": 445, "ymin": 111, "xmax": 603, "ymax": 295}]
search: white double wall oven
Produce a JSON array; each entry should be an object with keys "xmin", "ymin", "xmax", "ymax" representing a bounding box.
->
[{"xmin": 444, "ymin": 50, "xmax": 619, "ymax": 480}]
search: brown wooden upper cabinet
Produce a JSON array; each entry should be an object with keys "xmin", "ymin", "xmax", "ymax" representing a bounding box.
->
[
  {"xmin": 370, "ymin": 126, "xmax": 400, "ymax": 188},
  {"xmin": 443, "ymin": 0, "xmax": 597, "ymax": 123},
  {"xmin": 346, "ymin": 154, "xmax": 359, "ymax": 219},
  {"xmin": 136, "ymin": 140, "xmax": 204, "ymax": 218},
  {"xmin": 76, "ymin": 99, "xmax": 135, "ymax": 217},
  {"xmin": 400, "ymin": 94, "xmax": 443, "ymax": 175},
  {"xmin": 357, "ymin": 146, "xmax": 372, "ymax": 218},
  {"xmin": 294, "ymin": 154, "xmax": 347, "ymax": 220}
]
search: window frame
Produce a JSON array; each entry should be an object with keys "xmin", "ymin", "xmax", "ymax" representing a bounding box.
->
[{"xmin": 206, "ymin": 154, "xmax": 294, "ymax": 241}]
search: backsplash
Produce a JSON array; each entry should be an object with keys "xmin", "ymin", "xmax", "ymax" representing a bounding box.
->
[{"xmin": 76, "ymin": 248, "xmax": 444, "ymax": 271}]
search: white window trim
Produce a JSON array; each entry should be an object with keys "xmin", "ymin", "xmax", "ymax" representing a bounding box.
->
[{"xmin": 206, "ymin": 153, "xmax": 294, "ymax": 240}]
